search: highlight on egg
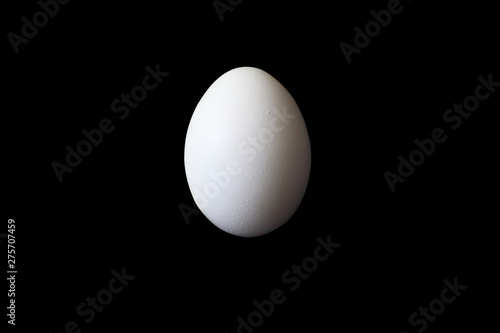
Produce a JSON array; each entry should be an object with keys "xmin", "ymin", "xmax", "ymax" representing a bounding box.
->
[{"xmin": 184, "ymin": 67, "xmax": 311, "ymax": 237}]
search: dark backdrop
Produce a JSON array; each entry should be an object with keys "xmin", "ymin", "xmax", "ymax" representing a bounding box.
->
[{"xmin": 3, "ymin": 0, "xmax": 498, "ymax": 332}]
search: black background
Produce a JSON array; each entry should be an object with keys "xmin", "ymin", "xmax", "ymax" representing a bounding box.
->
[{"xmin": 3, "ymin": 0, "xmax": 498, "ymax": 332}]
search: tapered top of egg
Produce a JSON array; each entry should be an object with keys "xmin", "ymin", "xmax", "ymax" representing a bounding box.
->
[{"xmin": 184, "ymin": 67, "xmax": 311, "ymax": 237}]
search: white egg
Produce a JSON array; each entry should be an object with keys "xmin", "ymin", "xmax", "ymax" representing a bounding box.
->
[{"xmin": 184, "ymin": 67, "xmax": 311, "ymax": 237}]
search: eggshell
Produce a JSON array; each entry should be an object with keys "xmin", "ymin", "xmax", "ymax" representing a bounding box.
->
[{"xmin": 184, "ymin": 67, "xmax": 311, "ymax": 237}]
